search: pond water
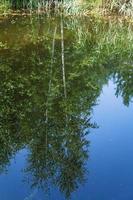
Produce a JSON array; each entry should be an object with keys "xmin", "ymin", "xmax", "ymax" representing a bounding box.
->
[{"xmin": 0, "ymin": 14, "xmax": 133, "ymax": 200}]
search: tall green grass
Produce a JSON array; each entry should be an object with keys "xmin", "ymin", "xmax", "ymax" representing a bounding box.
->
[
  {"xmin": 0, "ymin": 0, "xmax": 133, "ymax": 16},
  {"xmin": 0, "ymin": 0, "xmax": 10, "ymax": 14},
  {"xmin": 0, "ymin": 0, "xmax": 93, "ymax": 16},
  {"xmin": 101, "ymin": 0, "xmax": 133, "ymax": 16}
]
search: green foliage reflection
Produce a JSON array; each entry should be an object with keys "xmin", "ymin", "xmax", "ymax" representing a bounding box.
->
[{"xmin": 0, "ymin": 15, "xmax": 133, "ymax": 198}]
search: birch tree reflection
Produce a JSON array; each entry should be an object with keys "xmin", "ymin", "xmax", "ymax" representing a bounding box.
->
[{"xmin": 0, "ymin": 15, "xmax": 133, "ymax": 199}]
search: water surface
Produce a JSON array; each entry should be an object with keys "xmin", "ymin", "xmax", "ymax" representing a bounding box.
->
[{"xmin": 0, "ymin": 14, "xmax": 133, "ymax": 200}]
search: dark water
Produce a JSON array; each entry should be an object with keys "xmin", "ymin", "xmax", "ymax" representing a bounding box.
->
[{"xmin": 0, "ymin": 14, "xmax": 133, "ymax": 200}]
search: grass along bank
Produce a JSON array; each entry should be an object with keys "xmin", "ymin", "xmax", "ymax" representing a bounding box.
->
[{"xmin": 1, "ymin": 0, "xmax": 133, "ymax": 17}]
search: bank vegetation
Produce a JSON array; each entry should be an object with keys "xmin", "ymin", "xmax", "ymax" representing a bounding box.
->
[{"xmin": 0, "ymin": 0, "xmax": 133, "ymax": 17}]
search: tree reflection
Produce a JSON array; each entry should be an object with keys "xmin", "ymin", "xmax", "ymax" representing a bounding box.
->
[
  {"xmin": 0, "ymin": 15, "xmax": 133, "ymax": 199},
  {"xmin": 114, "ymin": 65, "xmax": 133, "ymax": 106}
]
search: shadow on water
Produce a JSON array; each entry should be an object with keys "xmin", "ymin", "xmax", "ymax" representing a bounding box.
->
[{"xmin": 0, "ymin": 14, "xmax": 133, "ymax": 199}]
